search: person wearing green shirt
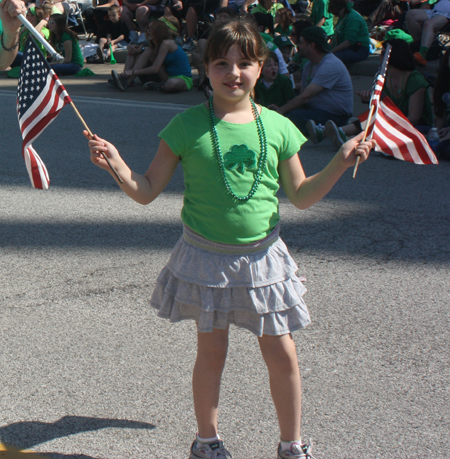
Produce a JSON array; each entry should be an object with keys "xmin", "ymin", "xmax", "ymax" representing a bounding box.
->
[
  {"xmin": 329, "ymin": 0, "xmax": 370, "ymax": 64},
  {"xmin": 310, "ymin": 0, "xmax": 334, "ymax": 37},
  {"xmin": 248, "ymin": 0, "xmax": 284, "ymax": 18},
  {"xmin": 47, "ymin": 13, "xmax": 84, "ymax": 76},
  {"xmin": 0, "ymin": 0, "xmax": 26, "ymax": 69}
]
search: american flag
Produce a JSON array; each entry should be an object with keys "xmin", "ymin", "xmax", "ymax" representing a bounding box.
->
[
  {"xmin": 359, "ymin": 95, "xmax": 438, "ymax": 165},
  {"xmin": 17, "ymin": 37, "xmax": 72, "ymax": 189},
  {"xmin": 365, "ymin": 44, "xmax": 392, "ymax": 140}
]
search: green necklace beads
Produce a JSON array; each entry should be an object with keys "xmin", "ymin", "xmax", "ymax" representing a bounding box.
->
[{"xmin": 208, "ymin": 96, "xmax": 268, "ymax": 202}]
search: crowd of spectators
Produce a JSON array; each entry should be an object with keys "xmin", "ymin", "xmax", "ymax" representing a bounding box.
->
[{"xmin": 1, "ymin": 0, "xmax": 449, "ymax": 157}]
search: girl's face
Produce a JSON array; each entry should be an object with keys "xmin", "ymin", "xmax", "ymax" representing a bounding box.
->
[
  {"xmin": 262, "ymin": 58, "xmax": 278, "ymax": 82},
  {"xmin": 206, "ymin": 44, "xmax": 262, "ymax": 103},
  {"xmin": 47, "ymin": 18, "xmax": 57, "ymax": 32}
]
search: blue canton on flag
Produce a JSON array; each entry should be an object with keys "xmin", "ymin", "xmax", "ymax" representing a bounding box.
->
[{"xmin": 17, "ymin": 37, "xmax": 71, "ymax": 189}]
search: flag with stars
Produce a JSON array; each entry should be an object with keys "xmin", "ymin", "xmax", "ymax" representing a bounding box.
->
[{"xmin": 17, "ymin": 37, "xmax": 71, "ymax": 189}]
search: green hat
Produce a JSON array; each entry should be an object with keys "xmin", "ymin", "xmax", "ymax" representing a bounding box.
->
[
  {"xmin": 383, "ymin": 29, "xmax": 414, "ymax": 44},
  {"xmin": 300, "ymin": 26, "xmax": 331, "ymax": 53},
  {"xmin": 274, "ymin": 35, "xmax": 295, "ymax": 49}
]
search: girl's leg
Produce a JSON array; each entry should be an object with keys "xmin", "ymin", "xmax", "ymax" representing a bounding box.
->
[
  {"xmin": 193, "ymin": 326, "xmax": 229, "ymax": 438},
  {"xmin": 405, "ymin": 9, "xmax": 428, "ymax": 41},
  {"xmin": 421, "ymin": 15, "xmax": 450, "ymax": 48},
  {"xmin": 258, "ymin": 333, "xmax": 301, "ymax": 441},
  {"xmin": 123, "ymin": 47, "xmax": 155, "ymax": 84}
]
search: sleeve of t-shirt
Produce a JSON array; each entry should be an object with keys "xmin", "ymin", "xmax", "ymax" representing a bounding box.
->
[
  {"xmin": 276, "ymin": 114, "xmax": 307, "ymax": 161},
  {"xmin": 311, "ymin": 58, "xmax": 340, "ymax": 89},
  {"xmin": 158, "ymin": 112, "xmax": 187, "ymax": 157}
]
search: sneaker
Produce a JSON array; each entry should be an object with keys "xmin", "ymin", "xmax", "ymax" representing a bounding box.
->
[
  {"xmin": 182, "ymin": 38, "xmax": 195, "ymax": 51},
  {"xmin": 189, "ymin": 439, "xmax": 232, "ymax": 459},
  {"xmin": 306, "ymin": 120, "xmax": 325, "ymax": 144},
  {"xmin": 143, "ymin": 81, "xmax": 164, "ymax": 91},
  {"xmin": 413, "ymin": 52, "xmax": 427, "ymax": 66},
  {"xmin": 107, "ymin": 77, "xmax": 117, "ymax": 87},
  {"xmin": 96, "ymin": 45, "xmax": 105, "ymax": 63},
  {"xmin": 277, "ymin": 441, "xmax": 315, "ymax": 459},
  {"xmin": 324, "ymin": 120, "xmax": 347, "ymax": 149},
  {"xmin": 111, "ymin": 69, "xmax": 127, "ymax": 92}
]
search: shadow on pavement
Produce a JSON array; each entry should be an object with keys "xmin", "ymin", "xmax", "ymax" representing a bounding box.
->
[{"xmin": 0, "ymin": 416, "xmax": 155, "ymax": 457}]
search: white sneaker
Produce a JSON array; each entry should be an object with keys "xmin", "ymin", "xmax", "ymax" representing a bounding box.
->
[
  {"xmin": 324, "ymin": 120, "xmax": 347, "ymax": 150},
  {"xmin": 277, "ymin": 441, "xmax": 315, "ymax": 459},
  {"xmin": 189, "ymin": 439, "xmax": 232, "ymax": 459}
]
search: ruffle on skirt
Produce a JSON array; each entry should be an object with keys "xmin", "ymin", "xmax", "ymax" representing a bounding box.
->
[{"xmin": 150, "ymin": 225, "xmax": 311, "ymax": 337}]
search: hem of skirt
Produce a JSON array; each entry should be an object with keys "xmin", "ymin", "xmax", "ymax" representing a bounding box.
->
[{"xmin": 150, "ymin": 301, "xmax": 311, "ymax": 337}]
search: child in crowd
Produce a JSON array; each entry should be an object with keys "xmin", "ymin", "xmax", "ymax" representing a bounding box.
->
[
  {"xmin": 255, "ymin": 51, "xmax": 294, "ymax": 107},
  {"xmin": 111, "ymin": 19, "xmax": 192, "ymax": 92},
  {"xmin": 86, "ymin": 15, "xmax": 373, "ymax": 459},
  {"xmin": 48, "ymin": 13, "xmax": 84, "ymax": 76},
  {"xmin": 274, "ymin": 7, "xmax": 294, "ymax": 37},
  {"xmin": 96, "ymin": 5, "xmax": 129, "ymax": 63}
]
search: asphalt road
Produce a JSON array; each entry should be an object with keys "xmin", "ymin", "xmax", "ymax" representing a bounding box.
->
[{"xmin": 0, "ymin": 68, "xmax": 449, "ymax": 459}]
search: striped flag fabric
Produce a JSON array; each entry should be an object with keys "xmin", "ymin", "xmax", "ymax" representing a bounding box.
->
[
  {"xmin": 358, "ymin": 95, "xmax": 438, "ymax": 165},
  {"xmin": 17, "ymin": 37, "xmax": 72, "ymax": 189}
]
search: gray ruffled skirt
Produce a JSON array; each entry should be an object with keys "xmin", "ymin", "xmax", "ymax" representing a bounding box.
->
[{"xmin": 150, "ymin": 225, "xmax": 310, "ymax": 337}]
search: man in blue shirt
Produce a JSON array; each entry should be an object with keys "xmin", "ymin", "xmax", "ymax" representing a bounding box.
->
[{"xmin": 0, "ymin": 0, "xmax": 26, "ymax": 69}]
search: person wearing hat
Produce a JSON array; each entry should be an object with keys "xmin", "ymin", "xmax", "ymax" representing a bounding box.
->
[
  {"xmin": 0, "ymin": 0, "xmax": 26, "ymax": 69},
  {"xmin": 273, "ymin": 26, "xmax": 353, "ymax": 136}
]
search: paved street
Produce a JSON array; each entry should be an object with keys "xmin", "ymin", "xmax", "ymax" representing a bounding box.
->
[{"xmin": 0, "ymin": 65, "xmax": 449, "ymax": 459}]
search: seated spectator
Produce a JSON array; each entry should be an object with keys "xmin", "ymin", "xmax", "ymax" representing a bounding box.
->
[
  {"xmin": 255, "ymin": 51, "xmax": 295, "ymax": 106},
  {"xmin": 308, "ymin": 39, "xmax": 433, "ymax": 147},
  {"xmin": 84, "ymin": 0, "xmax": 118, "ymax": 37},
  {"xmin": 248, "ymin": 0, "xmax": 284, "ymax": 18},
  {"xmin": 406, "ymin": 0, "xmax": 450, "ymax": 65},
  {"xmin": 111, "ymin": 19, "xmax": 192, "ymax": 92},
  {"xmin": 251, "ymin": 12, "xmax": 289, "ymax": 76},
  {"xmin": 274, "ymin": 7, "xmax": 294, "ymax": 37},
  {"xmin": 96, "ymin": 5, "xmax": 129, "ymax": 62},
  {"xmin": 11, "ymin": 4, "xmax": 51, "ymax": 67},
  {"xmin": 310, "ymin": 0, "xmax": 334, "ymax": 38},
  {"xmin": 273, "ymin": 26, "xmax": 353, "ymax": 136},
  {"xmin": 122, "ymin": 0, "xmax": 164, "ymax": 44},
  {"xmin": 328, "ymin": 0, "xmax": 370, "ymax": 65},
  {"xmin": 47, "ymin": 13, "xmax": 84, "ymax": 76},
  {"xmin": 181, "ymin": 0, "xmax": 223, "ymax": 51},
  {"xmin": 433, "ymin": 49, "xmax": 450, "ymax": 159}
]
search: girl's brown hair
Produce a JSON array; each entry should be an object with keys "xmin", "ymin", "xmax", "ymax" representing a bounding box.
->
[
  {"xmin": 49, "ymin": 13, "xmax": 78, "ymax": 43},
  {"xmin": 147, "ymin": 20, "xmax": 173, "ymax": 50},
  {"xmin": 203, "ymin": 16, "xmax": 269, "ymax": 66},
  {"xmin": 276, "ymin": 8, "xmax": 294, "ymax": 32}
]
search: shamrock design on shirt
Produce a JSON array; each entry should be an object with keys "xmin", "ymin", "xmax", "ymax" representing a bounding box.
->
[{"xmin": 223, "ymin": 145, "xmax": 257, "ymax": 174}]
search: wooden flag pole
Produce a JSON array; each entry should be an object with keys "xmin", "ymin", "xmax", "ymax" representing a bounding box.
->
[
  {"xmin": 69, "ymin": 102, "xmax": 124, "ymax": 183},
  {"xmin": 352, "ymin": 104, "xmax": 374, "ymax": 179}
]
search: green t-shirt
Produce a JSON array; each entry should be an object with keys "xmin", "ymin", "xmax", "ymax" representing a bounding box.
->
[
  {"xmin": 383, "ymin": 70, "xmax": 433, "ymax": 127},
  {"xmin": 255, "ymin": 73, "xmax": 295, "ymax": 107},
  {"xmin": 333, "ymin": 4, "xmax": 370, "ymax": 48},
  {"xmin": 19, "ymin": 27, "xmax": 50, "ymax": 55},
  {"xmin": 159, "ymin": 104, "xmax": 306, "ymax": 244},
  {"xmin": 310, "ymin": 0, "xmax": 334, "ymax": 37},
  {"xmin": 56, "ymin": 32, "xmax": 84, "ymax": 67},
  {"xmin": 251, "ymin": 2, "xmax": 284, "ymax": 19}
]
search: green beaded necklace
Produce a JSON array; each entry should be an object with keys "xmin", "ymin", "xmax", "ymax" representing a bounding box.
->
[{"xmin": 208, "ymin": 96, "xmax": 268, "ymax": 202}]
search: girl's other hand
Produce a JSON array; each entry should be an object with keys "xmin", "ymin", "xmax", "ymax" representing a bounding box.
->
[
  {"xmin": 339, "ymin": 131, "xmax": 375, "ymax": 167},
  {"xmin": 83, "ymin": 131, "xmax": 120, "ymax": 170}
]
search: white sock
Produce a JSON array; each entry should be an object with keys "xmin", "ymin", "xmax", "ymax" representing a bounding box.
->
[
  {"xmin": 197, "ymin": 434, "xmax": 220, "ymax": 444},
  {"xmin": 280, "ymin": 439, "xmax": 302, "ymax": 451}
]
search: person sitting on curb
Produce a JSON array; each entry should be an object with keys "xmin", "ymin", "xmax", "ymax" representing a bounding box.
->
[
  {"xmin": 271, "ymin": 26, "xmax": 353, "ymax": 137},
  {"xmin": 111, "ymin": 19, "xmax": 192, "ymax": 93}
]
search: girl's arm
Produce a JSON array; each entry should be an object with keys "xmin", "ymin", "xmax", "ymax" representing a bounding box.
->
[
  {"xmin": 279, "ymin": 132, "xmax": 374, "ymax": 210},
  {"xmin": 62, "ymin": 39, "xmax": 72, "ymax": 63},
  {"xmin": 131, "ymin": 40, "xmax": 171, "ymax": 76},
  {"xmin": 407, "ymin": 87, "xmax": 425, "ymax": 126},
  {"xmin": 85, "ymin": 132, "xmax": 180, "ymax": 205}
]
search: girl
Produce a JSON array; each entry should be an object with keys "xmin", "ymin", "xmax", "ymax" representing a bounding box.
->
[
  {"xmin": 47, "ymin": 13, "xmax": 84, "ymax": 76},
  {"xmin": 274, "ymin": 7, "xmax": 294, "ymax": 38},
  {"xmin": 86, "ymin": 16, "xmax": 373, "ymax": 459},
  {"xmin": 111, "ymin": 19, "xmax": 192, "ymax": 93}
]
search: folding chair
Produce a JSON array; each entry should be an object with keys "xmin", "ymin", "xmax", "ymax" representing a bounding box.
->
[{"xmin": 62, "ymin": 1, "xmax": 89, "ymax": 37}]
